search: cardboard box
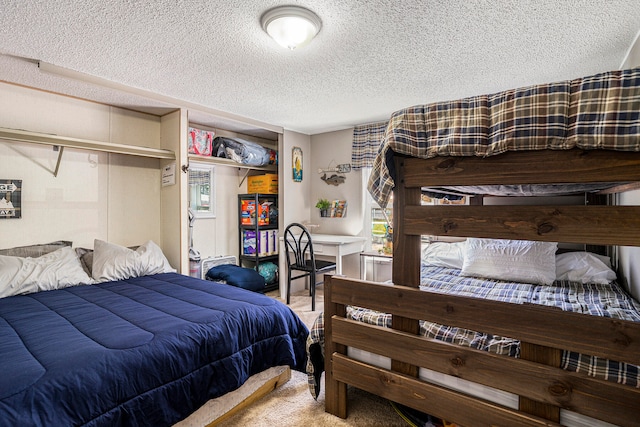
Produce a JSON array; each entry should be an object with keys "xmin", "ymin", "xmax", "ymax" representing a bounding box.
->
[
  {"xmin": 247, "ymin": 174, "xmax": 278, "ymax": 194},
  {"xmin": 241, "ymin": 200, "xmax": 255, "ymax": 225},
  {"xmin": 257, "ymin": 202, "xmax": 269, "ymax": 225}
]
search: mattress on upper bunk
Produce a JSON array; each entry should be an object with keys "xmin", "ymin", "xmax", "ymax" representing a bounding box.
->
[
  {"xmin": 306, "ymin": 244, "xmax": 640, "ymax": 399},
  {"xmin": 0, "ymin": 272, "xmax": 308, "ymax": 427},
  {"xmin": 424, "ymin": 183, "xmax": 627, "ymax": 198},
  {"xmin": 368, "ymin": 67, "xmax": 640, "ymax": 207}
]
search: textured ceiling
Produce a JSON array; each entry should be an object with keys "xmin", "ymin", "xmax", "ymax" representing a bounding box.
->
[{"xmin": 1, "ymin": 1, "xmax": 639, "ymax": 136}]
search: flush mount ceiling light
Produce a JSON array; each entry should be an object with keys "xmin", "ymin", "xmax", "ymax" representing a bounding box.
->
[{"xmin": 261, "ymin": 6, "xmax": 322, "ymax": 50}]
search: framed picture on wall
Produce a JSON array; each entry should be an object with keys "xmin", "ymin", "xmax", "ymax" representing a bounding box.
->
[
  {"xmin": 0, "ymin": 179, "xmax": 21, "ymax": 219},
  {"xmin": 292, "ymin": 146, "xmax": 303, "ymax": 182}
]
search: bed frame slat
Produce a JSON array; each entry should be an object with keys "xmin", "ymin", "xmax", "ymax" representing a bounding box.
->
[
  {"xmin": 331, "ymin": 316, "xmax": 638, "ymax": 426},
  {"xmin": 402, "ymin": 150, "xmax": 640, "ymax": 187},
  {"xmin": 330, "ymin": 278, "xmax": 640, "ymax": 367},
  {"xmin": 404, "ymin": 205, "xmax": 640, "ymax": 246},
  {"xmin": 332, "ymin": 353, "xmax": 562, "ymax": 427},
  {"xmin": 518, "ymin": 343, "xmax": 562, "ymax": 422}
]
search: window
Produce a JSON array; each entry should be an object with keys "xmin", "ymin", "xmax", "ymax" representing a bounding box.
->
[
  {"xmin": 362, "ymin": 168, "xmax": 393, "ymax": 253},
  {"xmin": 189, "ymin": 163, "xmax": 215, "ymax": 218},
  {"xmin": 371, "ymin": 201, "xmax": 392, "ymax": 254}
]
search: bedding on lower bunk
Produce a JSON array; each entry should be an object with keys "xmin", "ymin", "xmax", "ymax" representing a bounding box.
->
[
  {"xmin": 306, "ymin": 264, "xmax": 640, "ymax": 399},
  {"xmin": 0, "ymin": 272, "xmax": 308, "ymax": 427}
]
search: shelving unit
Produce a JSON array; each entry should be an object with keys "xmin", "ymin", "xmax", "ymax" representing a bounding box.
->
[{"xmin": 238, "ymin": 193, "xmax": 279, "ymax": 293}]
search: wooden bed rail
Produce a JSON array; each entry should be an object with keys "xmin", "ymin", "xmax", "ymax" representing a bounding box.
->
[
  {"xmin": 401, "ymin": 149, "xmax": 640, "ymax": 188},
  {"xmin": 396, "ymin": 150, "xmax": 640, "ymax": 248},
  {"xmin": 324, "ymin": 276, "xmax": 640, "ymax": 427},
  {"xmin": 403, "ymin": 204, "xmax": 640, "ymax": 246}
]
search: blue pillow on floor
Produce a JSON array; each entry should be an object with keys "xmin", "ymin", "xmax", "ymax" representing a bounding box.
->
[{"xmin": 205, "ymin": 264, "xmax": 265, "ymax": 292}]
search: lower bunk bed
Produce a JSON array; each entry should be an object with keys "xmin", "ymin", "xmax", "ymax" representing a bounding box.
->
[
  {"xmin": 310, "ymin": 251, "xmax": 640, "ymax": 426},
  {"xmin": 319, "ymin": 66, "xmax": 640, "ymax": 426},
  {"xmin": 0, "ymin": 240, "xmax": 308, "ymax": 426}
]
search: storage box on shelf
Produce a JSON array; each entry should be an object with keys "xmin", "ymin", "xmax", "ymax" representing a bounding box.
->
[
  {"xmin": 247, "ymin": 173, "xmax": 278, "ymax": 194},
  {"xmin": 238, "ymin": 193, "xmax": 279, "ymax": 293}
]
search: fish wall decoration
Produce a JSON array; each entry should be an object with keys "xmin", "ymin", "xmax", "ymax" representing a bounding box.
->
[{"xmin": 320, "ymin": 173, "xmax": 346, "ymax": 186}]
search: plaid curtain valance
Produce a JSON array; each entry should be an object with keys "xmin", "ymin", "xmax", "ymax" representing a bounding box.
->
[{"xmin": 351, "ymin": 121, "xmax": 389, "ymax": 170}]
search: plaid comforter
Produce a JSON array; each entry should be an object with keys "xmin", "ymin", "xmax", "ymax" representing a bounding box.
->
[
  {"xmin": 306, "ymin": 265, "xmax": 640, "ymax": 399},
  {"xmin": 368, "ymin": 67, "xmax": 640, "ymax": 208}
]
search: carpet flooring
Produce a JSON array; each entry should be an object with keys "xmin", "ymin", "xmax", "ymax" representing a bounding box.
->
[{"xmin": 217, "ymin": 286, "xmax": 408, "ymax": 426}]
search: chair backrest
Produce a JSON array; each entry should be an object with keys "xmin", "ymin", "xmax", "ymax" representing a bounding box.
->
[{"xmin": 283, "ymin": 223, "xmax": 316, "ymax": 269}]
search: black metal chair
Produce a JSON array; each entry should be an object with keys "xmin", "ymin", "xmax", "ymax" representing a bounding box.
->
[{"xmin": 284, "ymin": 223, "xmax": 337, "ymax": 311}]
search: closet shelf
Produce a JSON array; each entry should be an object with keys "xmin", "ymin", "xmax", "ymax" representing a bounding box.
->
[
  {"xmin": 188, "ymin": 154, "xmax": 277, "ymax": 172},
  {"xmin": 0, "ymin": 127, "xmax": 176, "ymax": 160}
]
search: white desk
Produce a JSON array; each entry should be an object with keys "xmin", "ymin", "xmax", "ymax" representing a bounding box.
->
[{"xmin": 309, "ymin": 234, "xmax": 367, "ymax": 275}]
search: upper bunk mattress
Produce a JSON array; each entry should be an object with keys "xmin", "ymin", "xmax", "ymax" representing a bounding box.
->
[
  {"xmin": 368, "ymin": 67, "xmax": 640, "ymax": 207},
  {"xmin": 0, "ymin": 272, "xmax": 308, "ymax": 427}
]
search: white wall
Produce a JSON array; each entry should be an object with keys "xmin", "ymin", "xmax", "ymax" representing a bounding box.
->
[
  {"xmin": 190, "ymin": 164, "xmax": 241, "ymax": 260},
  {"xmin": 617, "ymin": 30, "xmax": 640, "ymax": 299},
  {"xmin": 309, "ymin": 128, "xmax": 364, "ymax": 280},
  {"xmin": 0, "ymin": 143, "xmax": 108, "ymax": 249},
  {"xmin": 278, "ymin": 128, "xmax": 367, "ymax": 298},
  {"xmin": 281, "ymin": 130, "xmax": 312, "ymax": 226},
  {"xmin": 621, "ymin": 29, "xmax": 640, "ymax": 71},
  {"xmin": 310, "ymin": 129, "xmax": 364, "ymax": 238},
  {"xmin": 277, "ymin": 130, "xmax": 311, "ymax": 297},
  {"xmin": 0, "ymin": 82, "xmax": 163, "ymax": 253},
  {"xmin": 618, "ymin": 191, "xmax": 640, "ymax": 299}
]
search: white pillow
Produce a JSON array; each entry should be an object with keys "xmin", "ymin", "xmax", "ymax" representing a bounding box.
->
[
  {"xmin": 0, "ymin": 246, "xmax": 94, "ymax": 298},
  {"xmin": 461, "ymin": 238, "xmax": 558, "ymax": 285},
  {"xmin": 91, "ymin": 239, "xmax": 176, "ymax": 283},
  {"xmin": 0, "ymin": 255, "xmax": 25, "ymax": 297},
  {"xmin": 422, "ymin": 241, "xmax": 465, "ymax": 269},
  {"xmin": 556, "ymin": 252, "xmax": 616, "ymax": 284}
]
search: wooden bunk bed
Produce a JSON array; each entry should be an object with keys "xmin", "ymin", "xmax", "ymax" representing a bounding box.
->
[{"xmin": 323, "ymin": 67, "xmax": 640, "ymax": 426}]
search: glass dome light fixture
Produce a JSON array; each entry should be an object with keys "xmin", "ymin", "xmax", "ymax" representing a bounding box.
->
[{"xmin": 261, "ymin": 6, "xmax": 322, "ymax": 50}]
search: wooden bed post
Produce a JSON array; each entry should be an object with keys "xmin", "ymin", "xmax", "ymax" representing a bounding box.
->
[
  {"xmin": 391, "ymin": 156, "xmax": 421, "ymax": 377},
  {"xmin": 518, "ymin": 343, "xmax": 562, "ymax": 422},
  {"xmin": 324, "ymin": 275, "xmax": 348, "ymax": 418}
]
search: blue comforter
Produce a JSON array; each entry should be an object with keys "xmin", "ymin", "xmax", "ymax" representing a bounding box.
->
[{"xmin": 0, "ymin": 273, "xmax": 308, "ymax": 426}]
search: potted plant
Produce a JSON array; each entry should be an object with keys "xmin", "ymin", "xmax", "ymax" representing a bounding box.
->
[{"xmin": 315, "ymin": 198, "xmax": 331, "ymax": 217}]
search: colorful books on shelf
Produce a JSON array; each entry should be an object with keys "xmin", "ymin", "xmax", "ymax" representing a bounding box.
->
[{"xmin": 329, "ymin": 200, "xmax": 347, "ymax": 218}]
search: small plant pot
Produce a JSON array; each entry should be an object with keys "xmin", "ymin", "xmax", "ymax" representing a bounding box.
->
[{"xmin": 320, "ymin": 209, "xmax": 329, "ymax": 217}]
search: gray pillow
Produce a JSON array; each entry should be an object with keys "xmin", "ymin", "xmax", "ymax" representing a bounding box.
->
[
  {"xmin": 0, "ymin": 241, "xmax": 73, "ymax": 258},
  {"xmin": 75, "ymin": 245, "xmax": 140, "ymax": 277},
  {"xmin": 75, "ymin": 247, "xmax": 94, "ymax": 277}
]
